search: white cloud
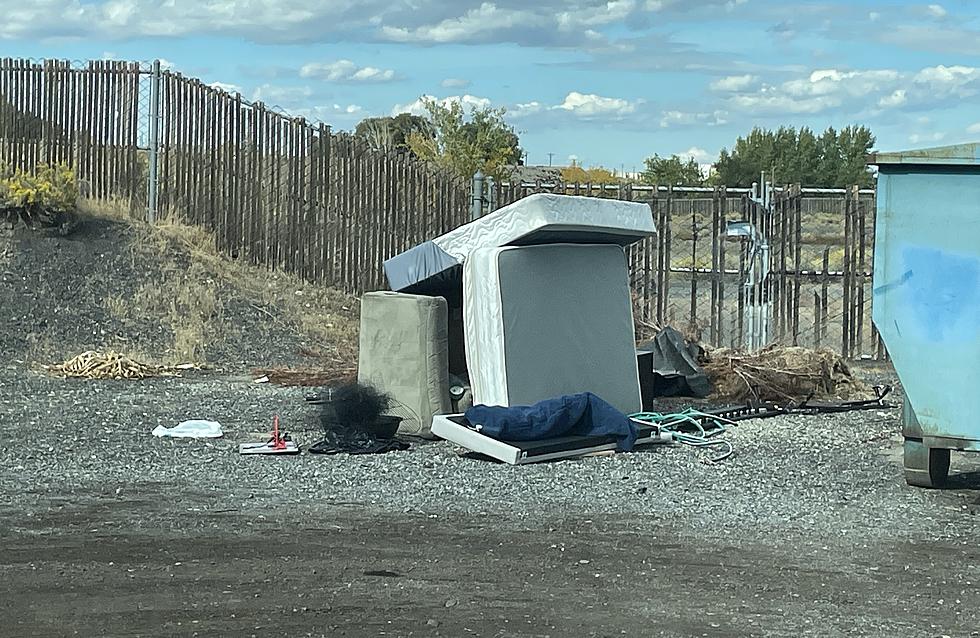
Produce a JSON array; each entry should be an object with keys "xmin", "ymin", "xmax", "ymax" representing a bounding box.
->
[
  {"xmin": 382, "ymin": 3, "xmax": 542, "ymax": 44},
  {"xmin": 967, "ymin": 122, "xmax": 980, "ymax": 134},
  {"xmin": 0, "ymin": 0, "xmax": 749, "ymax": 52},
  {"xmin": 660, "ymin": 110, "xmax": 728, "ymax": 127},
  {"xmin": 377, "ymin": 0, "xmax": 739, "ymax": 47},
  {"xmin": 505, "ymin": 92, "xmax": 643, "ymax": 123},
  {"xmin": 557, "ymin": 0, "xmax": 636, "ymax": 29},
  {"xmin": 709, "ymin": 74, "xmax": 757, "ymax": 92},
  {"xmin": 387, "ymin": 90, "xmax": 643, "ymax": 126},
  {"xmin": 510, "ymin": 101, "xmax": 544, "ymax": 118},
  {"xmin": 441, "ymin": 78, "xmax": 471, "ymax": 89},
  {"xmin": 787, "ymin": 69, "xmax": 900, "ymax": 98},
  {"xmin": 0, "ymin": 0, "xmax": 363, "ymax": 42},
  {"xmin": 210, "ymin": 81, "xmax": 242, "ymax": 94},
  {"xmin": 878, "ymin": 89, "xmax": 907, "ymax": 108},
  {"xmin": 926, "ymin": 4, "xmax": 947, "ymax": 18},
  {"xmin": 392, "ymin": 94, "xmax": 492, "ymax": 116},
  {"xmin": 292, "ymin": 103, "xmax": 365, "ymax": 123},
  {"xmin": 869, "ymin": 11, "xmax": 880, "ymax": 21},
  {"xmin": 678, "ymin": 146, "xmax": 715, "ymax": 164},
  {"xmin": 909, "ymin": 131, "xmax": 946, "ymax": 144},
  {"xmin": 300, "ymin": 60, "xmax": 395, "ymax": 83},
  {"xmin": 912, "ymin": 64, "xmax": 980, "ymax": 93},
  {"xmin": 251, "ymin": 84, "xmax": 313, "ymax": 106},
  {"xmin": 555, "ymin": 91, "xmax": 638, "ymax": 117},
  {"xmin": 104, "ymin": 0, "xmax": 137, "ymax": 25},
  {"xmin": 722, "ymin": 65, "xmax": 980, "ymax": 116}
]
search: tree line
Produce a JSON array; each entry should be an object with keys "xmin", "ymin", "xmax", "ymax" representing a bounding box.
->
[{"xmin": 353, "ymin": 102, "xmax": 876, "ymax": 188}]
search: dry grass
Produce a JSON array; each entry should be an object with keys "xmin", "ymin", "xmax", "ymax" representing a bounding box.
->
[
  {"xmin": 703, "ymin": 345, "xmax": 871, "ymax": 403},
  {"xmin": 76, "ymin": 196, "xmax": 139, "ymax": 222},
  {"xmin": 79, "ymin": 199, "xmax": 359, "ymax": 367}
]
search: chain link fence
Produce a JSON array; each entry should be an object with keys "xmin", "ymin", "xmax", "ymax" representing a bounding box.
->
[{"xmin": 493, "ymin": 182, "xmax": 883, "ymax": 360}]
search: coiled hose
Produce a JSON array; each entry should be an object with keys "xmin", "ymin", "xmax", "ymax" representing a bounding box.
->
[{"xmin": 629, "ymin": 409, "xmax": 739, "ymax": 463}]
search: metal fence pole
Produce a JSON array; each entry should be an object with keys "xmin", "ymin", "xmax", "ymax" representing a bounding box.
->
[
  {"xmin": 146, "ymin": 59, "xmax": 162, "ymax": 223},
  {"xmin": 486, "ymin": 175, "xmax": 496, "ymax": 213},
  {"xmin": 470, "ymin": 169, "xmax": 484, "ymax": 220}
]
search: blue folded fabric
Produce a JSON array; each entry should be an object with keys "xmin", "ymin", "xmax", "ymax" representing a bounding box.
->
[{"xmin": 464, "ymin": 392, "xmax": 638, "ymax": 452}]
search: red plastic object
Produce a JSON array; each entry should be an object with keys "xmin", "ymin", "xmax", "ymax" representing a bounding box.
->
[{"xmin": 271, "ymin": 415, "xmax": 287, "ymax": 450}]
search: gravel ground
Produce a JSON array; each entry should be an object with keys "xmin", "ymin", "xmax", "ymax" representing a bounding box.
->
[
  {"xmin": 3, "ymin": 364, "xmax": 980, "ymax": 636},
  {"xmin": 5, "ymin": 211, "xmax": 979, "ymax": 636},
  {"xmin": 2, "ymin": 363, "xmax": 978, "ymax": 538}
]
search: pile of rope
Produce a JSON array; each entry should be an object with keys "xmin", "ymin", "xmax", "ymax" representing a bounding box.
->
[{"xmin": 43, "ymin": 350, "xmax": 186, "ymax": 380}]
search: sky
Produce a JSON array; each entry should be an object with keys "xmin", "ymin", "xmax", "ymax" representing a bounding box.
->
[{"xmin": 3, "ymin": 0, "xmax": 980, "ymax": 171}]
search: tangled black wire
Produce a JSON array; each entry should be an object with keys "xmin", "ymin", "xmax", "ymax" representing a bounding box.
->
[{"xmin": 306, "ymin": 382, "xmax": 410, "ymax": 455}]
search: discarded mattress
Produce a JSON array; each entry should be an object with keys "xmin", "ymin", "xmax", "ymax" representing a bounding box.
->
[
  {"xmin": 357, "ymin": 291, "xmax": 451, "ymax": 437},
  {"xmin": 636, "ymin": 327, "xmax": 710, "ymax": 407},
  {"xmin": 384, "ymin": 193, "xmax": 656, "ymax": 294},
  {"xmin": 463, "ymin": 243, "xmax": 642, "ymax": 415},
  {"xmin": 431, "ymin": 414, "xmax": 660, "ymax": 465}
]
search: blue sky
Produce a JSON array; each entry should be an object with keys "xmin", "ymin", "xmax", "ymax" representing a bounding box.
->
[{"xmin": 3, "ymin": 0, "xmax": 980, "ymax": 171}]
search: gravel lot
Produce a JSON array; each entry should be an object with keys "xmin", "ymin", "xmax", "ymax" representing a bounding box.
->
[
  {"xmin": 3, "ymin": 217, "xmax": 978, "ymax": 637},
  {"xmin": 2, "ymin": 363, "xmax": 980, "ymax": 637}
]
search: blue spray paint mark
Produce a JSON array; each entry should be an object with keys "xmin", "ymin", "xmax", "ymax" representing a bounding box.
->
[
  {"xmin": 902, "ymin": 246, "xmax": 980, "ymax": 341},
  {"xmin": 873, "ymin": 270, "xmax": 913, "ymax": 296}
]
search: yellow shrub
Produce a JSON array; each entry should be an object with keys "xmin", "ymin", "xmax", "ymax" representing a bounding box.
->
[{"xmin": 0, "ymin": 162, "xmax": 78, "ymax": 220}]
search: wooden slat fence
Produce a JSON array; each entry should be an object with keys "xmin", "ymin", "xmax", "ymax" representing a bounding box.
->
[{"xmin": 0, "ymin": 59, "xmax": 470, "ymax": 293}]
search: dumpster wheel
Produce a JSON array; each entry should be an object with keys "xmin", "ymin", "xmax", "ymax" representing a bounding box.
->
[{"xmin": 903, "ymin": 439, "xmax": 950, "ymax": 488}]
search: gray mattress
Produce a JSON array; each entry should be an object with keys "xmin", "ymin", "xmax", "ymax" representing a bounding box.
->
[{"xmin": 462, "ymin": 243, "xmax": 642, "ymax": 415}]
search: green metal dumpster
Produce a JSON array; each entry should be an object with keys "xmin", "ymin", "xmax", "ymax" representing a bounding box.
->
[{"xmin": 869, "ymin": 143, "xmax": 980, "ymax": 487}]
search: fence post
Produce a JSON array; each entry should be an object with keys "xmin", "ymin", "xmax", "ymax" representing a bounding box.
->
[
  {"xmin": 470, "ymin": 169, "xmax": 484, "ymax": 220},
  {"xmin": 486, "ymin": 175, "xmax": 496, "ymax": 213},
  {"xmin": 146, "ymin": 59, "xmax": 162, "ymax": 223}
]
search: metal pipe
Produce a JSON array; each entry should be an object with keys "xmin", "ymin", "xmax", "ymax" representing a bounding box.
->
[
  {"xmin": 470, "ymin": 170, "xmax": 484, "ymax": 220},
  {"xmin": 146, "ymin": 59, "xmax": 162, "ymax": 224},
  {"xmin": 486, "ymin": 175, "xmax": 496, "ymax": 213}
]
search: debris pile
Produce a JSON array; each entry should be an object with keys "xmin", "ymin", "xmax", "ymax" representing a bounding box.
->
[
  {"xmin": 251, "ymin": 366, "xmax": 356, "ymax": 387},
  {"xmin": 306, "ymin": 382, "xmax": 409, "ymax": 455},
  {"xmin": 42, "ymin": 350, "xmax": 191, "ymax": 380},
  {"xmin": 702, "ymin": 346, "xmax": 871, "ymax": 403}
]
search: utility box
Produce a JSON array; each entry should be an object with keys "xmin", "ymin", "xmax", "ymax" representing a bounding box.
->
[{"xmin": 869, "ymin": 143, "xmax": 980, "ymax": 487}]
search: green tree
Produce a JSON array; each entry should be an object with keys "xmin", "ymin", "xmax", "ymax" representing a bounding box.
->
[
  {"xmin": 354, "ymin": 113, "xmax": 433, "ymax": 152},
  {"xmin": 639, "ymin": 154, "xmax": 706, "ymax": 186},
  {"xmin": 836, "ymin": 125, "xmax": 876, "ymax": 186},
  {"xmin": 712, "ymin": 125, "xmax": 875, "ymax": 187},
  {"xmin": 406, "ymin": 98, "xmax": 522, "ymax": 181}
]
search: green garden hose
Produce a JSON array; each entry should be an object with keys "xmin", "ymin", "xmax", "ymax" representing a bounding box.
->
[{"xmin": 630, "ymin": 409, "xmax": 738, "ymax": 463}]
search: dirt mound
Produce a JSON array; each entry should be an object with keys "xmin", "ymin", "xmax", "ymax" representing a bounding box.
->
[
  {"xmin": 703, "ymin": 346, "xmax": 871, "ymax": 403},
  {"xmin": 0, "ymin": 202, "xmax": 359, "ymax": 372}
]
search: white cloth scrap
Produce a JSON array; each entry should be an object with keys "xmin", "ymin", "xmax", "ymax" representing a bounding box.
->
[{"xmin": 152, "ymin": 420, "xmax": 223, "ymax": 438}]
